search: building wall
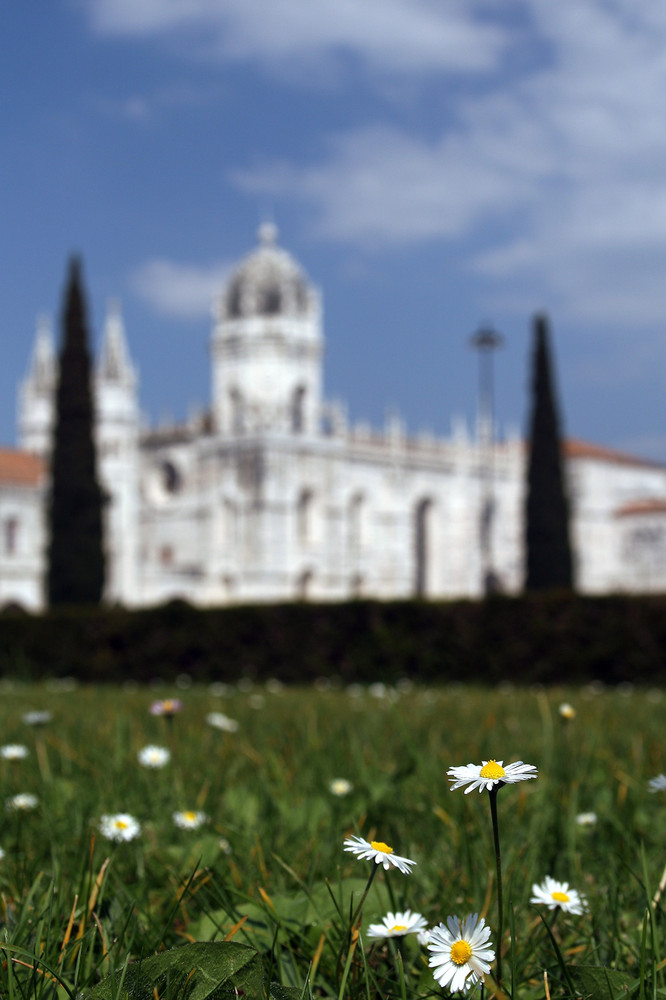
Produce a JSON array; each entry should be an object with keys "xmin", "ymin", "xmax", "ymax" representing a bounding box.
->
[
  {"xmin": 6, "ymin": 410, "xmax": 666, "ymax": 610},
  {"xmin": 568, "ymin": 456, "xmax": 666, "ymax": 592},
  {"xmin": 133, "ymin": 426, "xmax": 529, "ymax": 605},
  {"xmin": 0, "ymin": 480, "xmax": 45, "ymax": 610},
  {"xmin": 6, "ymin": 230, "xmax": 666, "ymax": 610}
]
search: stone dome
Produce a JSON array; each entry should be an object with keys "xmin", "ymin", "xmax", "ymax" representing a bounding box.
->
[{"xmin": 222, "ymin": 224, "xmax": 314, "ymax": 320}]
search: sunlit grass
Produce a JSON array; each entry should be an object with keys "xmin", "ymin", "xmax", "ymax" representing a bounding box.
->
[{"xmin": 0, "ymin": 678, "xmax": 664, "ymax": 997}]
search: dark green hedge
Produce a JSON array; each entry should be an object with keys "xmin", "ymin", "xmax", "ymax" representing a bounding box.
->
[{"xmin": 1, "ymin": 594, "xmax": 665, "ymax": 686}]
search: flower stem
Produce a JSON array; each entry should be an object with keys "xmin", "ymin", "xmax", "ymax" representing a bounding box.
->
[
  {"xmin": 350, "ymin": 863, "xmax": 379, "ymax": 929},
  {"xmin": 337, "ymin": 865, "xmax": 379, "ymax": 998},
  {"xmin": 488, "ymin": 785, "xmax": 503, "ymax": 986}
]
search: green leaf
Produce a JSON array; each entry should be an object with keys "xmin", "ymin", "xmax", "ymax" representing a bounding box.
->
[
  {"xmin": 81, "ymin": 941, "xmax": 264, "ymax": 1000},
  {"xmin": 189, "ymin": 876, "xmax": 392, "ymax": 950},
  {"xmin": 77, "ymin": 961, "xmax": 152, "ymax": 1000},
  {"xmin": 269, "ymin": 984, "xmax": 307, "ymax": 1000},
  {"xmin": 567, "ymin": 965, "xmax": 640, "ymax": 1000}
]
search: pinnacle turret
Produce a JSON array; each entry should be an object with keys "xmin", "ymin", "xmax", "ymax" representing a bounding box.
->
[
  {"xmin": 27, "ymin": 315, "xmax": 56, "ymax": 391},
  {"xmin": 18, "ymin": 315, "xmax": 58, "ymax": 454},
  {"xmin": 98, "ymin": 299, "xmax": 136, "ymax": 387}
]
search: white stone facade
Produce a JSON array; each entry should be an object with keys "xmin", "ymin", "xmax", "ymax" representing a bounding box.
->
[
  {"xmin": 0, "ymin": 451, "xmax": 46, "ymax": 610},
  {"xmin": 3, "ymin": 226, "xmax": 666, "ymax": 609}
]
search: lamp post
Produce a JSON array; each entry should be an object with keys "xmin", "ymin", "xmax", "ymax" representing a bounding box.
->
[{"xmin": 470, "ymin": 324, "xmax": 503, "ymax": 595}]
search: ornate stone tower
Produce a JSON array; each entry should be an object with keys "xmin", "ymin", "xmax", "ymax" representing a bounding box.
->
[
  {"xmin": 18, "ymin": 315, "xmax": 57, "ymax": 456},
  {"xmin": 95, "ymin": 300, "xmax": 141, "ymax": 604},
  {"xmin": 211, "ymin": 224, "xmax": 324, "ymax": 437}
]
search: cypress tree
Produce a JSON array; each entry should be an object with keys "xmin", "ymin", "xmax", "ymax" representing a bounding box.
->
[
  {"xmin": 524, "ymin": 312, "xmax": 574, "ymax": 591},
  {"xmin": 47, "ymin": 256, "xmax": 106, "ymax": 605}
]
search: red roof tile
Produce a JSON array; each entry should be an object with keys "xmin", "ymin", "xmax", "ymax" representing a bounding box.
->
[
  {"xmin": 615, "ymin": 498, "xmax": 666, "ymax": 518},
  {"xmin": 0, "ymin": 448, "xmax": 45, "ymax": 486}
]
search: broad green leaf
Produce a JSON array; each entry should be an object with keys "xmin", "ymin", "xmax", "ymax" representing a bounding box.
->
[
  {"xmin": 78, "ymin": 962, "xmax": 152, "ymax": 1000},
  {"xmin": 81, "ymin": 941, "xmax": 263, "ymax": 1000},
  {"xmin": 269, "ymin": 983, "xmax": 307, "ymax": 1000},
  {"xmin": 189, "ymin": 876, "xmax": 392, "ymax": 950},
  {"xmin": 567, "ymin": 965, "xmax": 639, "ymax": 1000}
]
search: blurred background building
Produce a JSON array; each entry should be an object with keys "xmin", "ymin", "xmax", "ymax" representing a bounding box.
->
[{"xmin": 3, "ymin": 225, "xmax": 666, "ymax": 610}]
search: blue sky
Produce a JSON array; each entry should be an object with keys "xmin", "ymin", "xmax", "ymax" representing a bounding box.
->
[{"xmin": 3, "ymin": 1, "xmax": 666, "ymax": 459}]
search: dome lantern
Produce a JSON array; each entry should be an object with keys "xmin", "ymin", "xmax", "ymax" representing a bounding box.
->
[{"xmin": 221, "ymin": 225, "xmax": 315, "ymax": 321}]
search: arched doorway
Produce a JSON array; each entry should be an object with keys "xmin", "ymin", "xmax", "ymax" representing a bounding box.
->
[{"xmin": 414, "ymin": 497, "xmax": 433, "ymax": 597}]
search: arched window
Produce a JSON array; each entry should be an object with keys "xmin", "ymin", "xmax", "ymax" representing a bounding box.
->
[
  {"xmin": 297, "ymin": 488, "xmax": 314, "ymax": 545},
  {"xmin": 348, "ymin": 493, "xmax": 364, "ymax": 553},
  {"xmin": 296, "ymin": 568, "xmax": 314, "ymax": 600},
  {"xmin": 161, "ymin": 460, "xmax": 181, "ymax": 495},
  {"xmin": 414, "ymin": 498, "xmax": 433, "ymax": 597},
  {"xmin": 290, "ymin": 385, "xmax": 306, "ymax": 433},
  {"xmin": 4, "ymin": 517, "xmax": 18, "ymax": 556}
]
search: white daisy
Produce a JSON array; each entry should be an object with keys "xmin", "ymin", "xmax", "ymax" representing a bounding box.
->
[
  {"xmin": 558, "ymin": 703, "xmax": 576, "ymax": 720},
  {"xmin": 22, "ymin": 710, "xmax": 52, "ymax": 727},
  {"xmin": 209, "ymin": 681, "xmax": 231, "ymax": 697},
  {"xmin": 149, "ymin": 698, "xmax": 182, "ymax": 717},
  {"xmin": 367, "ymin": 909, "xmax": 428, "ymax": 939},
  {"xmin": 173, "ymin": 809, "xmax": 207, "ymax": 830},
  {"xmin": 576, "ymin": 811, "xmax": 597, "ymax": 826},
  {"xmin": 448, "ymin": 759, "xmax": 538, "ymax": 794},
  {"xmin": 530, "ymin": 876, "xmax": 587, "ymax": 915},
  {"xmin": 329, "ymin": 778, "xmax": 353, "ymax": 796},
  {"xmin": 6, "ymin": 793, "xmax": 38, "ymax": 812},
  {"xmin": 649, "ymin": 774, "xmax": 666, "ymax": 792},
  {"xmin": 343, "ymin": 835, "xmax": 416, "ymax": 874},
  {"xmin": 206, "ymin": 712, "xmax": 239, "ymax": 733},
  {"xmin": 428, "ymin": 913, "xmax": 495, "ymax": 994},
  {"xmin": 417, "ymin": 928, "xmax": 432, "ymax": 947},
  {"xmin": 0, "ymin": 847, "xmax": 5, "ymax": 861},
  {"xmin": 99, "ymin": 812, "xmax": 141, "ymax": 842},
  {"xmin": 0, "ymin": 744, "xmax": 29, "ymax": 760},
  {"xmin": 137, "ymin": 745, "xmax": 171, "ymax": 768}
]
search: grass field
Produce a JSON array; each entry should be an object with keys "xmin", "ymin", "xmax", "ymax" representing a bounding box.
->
[{"xmin": 0, "ymin": 677, "xmax": 664, "ymax": 998}]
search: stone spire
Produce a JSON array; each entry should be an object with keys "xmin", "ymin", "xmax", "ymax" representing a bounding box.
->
[
  {"xmin": 98, "ymin": 299, "xmax": 136, "ymax": 387},
  {"xmin": 18, "ymin": 315, "xmax": 57, "ymax": 454},
  {"xmin": 28, "ymin": 314, "xmax": 56, "ymax": 391}
]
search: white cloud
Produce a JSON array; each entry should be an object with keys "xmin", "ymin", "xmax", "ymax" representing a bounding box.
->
[
  {"xmin": 132, "ymin": 259, "xmax": 231, "ymax": 318},
  {"xmin": 89, "ymin": 81, "xmax": 221, "ymax": 124},
  {"xmin": 81, "ymin": 1, "xmax": 666, "ymax": 332},
  {"xmin": 234, "ymin": 125, "xmax": 532, "ymax": 249},
  {"xmin": 83, "ymin": 0, "xmax": 505, "ymax": 76},
  {"xmin": 234, "ymin": 1, "xmax": 666, "ymax": 326}
]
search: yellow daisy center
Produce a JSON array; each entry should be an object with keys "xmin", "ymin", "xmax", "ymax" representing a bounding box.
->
[
  {"xmin": 551, "ymin": 891, "xmax": 570, "ymax": 903},
  {"xmin": 391, "ymin": 924, "xmax": 407, "ymax": 933},
  {"xmin": 450, "ymin": 940, "xmax": 472, "ymax": 965},
  {"xmin": 480, "ymin": 760, "xmax": 506, "ymax": 779},
  {"xmin": 184, "ymin": 811, "xmax": 197, "ymax": 821},
  {"xmin": 370, "ymin": 840, "xmax": 393, "ymax": 855},
  {"xmin": 115, "ymin": 820, "xmax": 128, "ymax": 830}
]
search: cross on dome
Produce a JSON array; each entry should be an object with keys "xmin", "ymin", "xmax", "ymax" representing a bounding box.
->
[{"xmin": 258, "ymin": 221, "xmax": 278, "ymax": 246}]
